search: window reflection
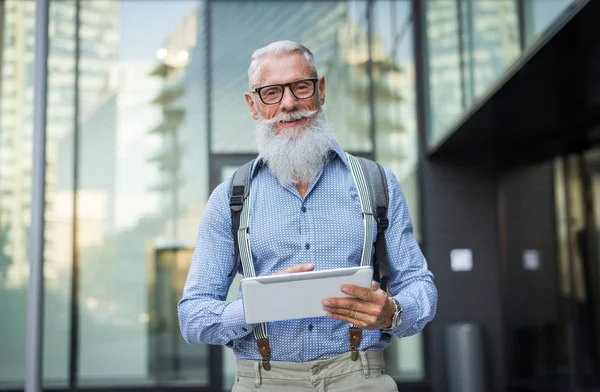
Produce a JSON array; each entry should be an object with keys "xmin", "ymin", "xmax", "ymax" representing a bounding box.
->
[
  {"xmin": 524, "ymin": 0, "xmax": 574, "ymax": 46},
  {"xmin": 73, "ymin": 0, "xmax": 208, "ymax": 386},
  {"xmin": 211, "ymin": 1, "xmax": 372, "ymax": 154},
  {"xmin": 0, "ymin": 0, "xmax": 37, "ymax": 387},
  {"xmin": 427, "ymin": 0, "xmax": 520, "ymax": 146}
]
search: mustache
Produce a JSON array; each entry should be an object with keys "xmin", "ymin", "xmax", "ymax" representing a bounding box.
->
[{"xmin": 261, "ymin": 110, "xmax": 319, "ymax": 127}]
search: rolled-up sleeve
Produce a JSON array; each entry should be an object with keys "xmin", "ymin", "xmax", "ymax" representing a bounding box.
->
[
  {"xmin": 383, "ymin": 169, "xmax": 438, "ymax": 338},
  {"xmin": 178, "ymin": 181, "xmax": 255, "ymax": 345}
]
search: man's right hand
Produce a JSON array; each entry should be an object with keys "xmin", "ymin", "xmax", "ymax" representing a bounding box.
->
[{"xmin": 274, "ymin": 263, "xmax": 314, "ymax": 275}]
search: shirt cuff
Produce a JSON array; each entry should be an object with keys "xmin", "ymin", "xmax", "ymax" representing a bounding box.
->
[
  {"xmin": 390, "ymin": 293, "xmax": 420, "ymax": 337},
  {"xmin": 222, "ymin": 299, "xmax": 255, "ymax": 340}
]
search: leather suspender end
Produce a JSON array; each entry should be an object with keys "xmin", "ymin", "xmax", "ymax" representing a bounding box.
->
[
  {"xmin": 256, "ymin": 338, "xmax": 271, "ymax": 371},
  {"xmin": 349, "ymin": 326, "xmax": 362, "ymax": 361}
]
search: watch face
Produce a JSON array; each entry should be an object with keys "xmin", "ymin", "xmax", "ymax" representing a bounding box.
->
[
  {"xmin": 394, "ymin": 300, "xmax": 402, "ymax": 327},
  {"xmin": 394, "ymin": 312, "xmax": 402, "ymax": 327}
]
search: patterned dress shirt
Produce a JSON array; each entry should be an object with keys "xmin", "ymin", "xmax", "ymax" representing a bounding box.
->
[{"xmin": 178, "ymin": 140, "xmax": 437, "ymax": 362}]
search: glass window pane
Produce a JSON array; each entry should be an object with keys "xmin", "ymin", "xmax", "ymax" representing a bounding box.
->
[
  {"xmin": 524, "ymin": 0, "xmax": 574, "ymax": 46},
  {"xmin": 210, "ymin": 1, "xmax": 371, "ymax": 154},
  {"xmin": 0, "ymin": 0, "xmax": 35, "ymax": 388},
  {"xmin": 459, "ymin": 0, "xmax": 520, "ymax": 108},
  {"xmin": 372, "ymin": 0, "xmax": 424, "ymax": 381},
  {"xmin": 75, "ymin": 0, "xmax": 208, "ymax": 386},
  {"xmin": 0, "ymin": 0, "xmax": 72, "ymax": 388},
  {"xmin": 427, "ymin": 0, "xmax": 520, "ymax": 146},
  {"xmin": 426, "ymin": 0, "xmax": 463, "ymax": 145}
]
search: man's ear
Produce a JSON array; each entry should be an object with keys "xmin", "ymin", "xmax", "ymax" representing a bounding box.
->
[
  {"xmin": 318, "ymin": 75, "xmax": 326, "ymax": 105},
  {"xmin": 245, "ymin": 93, "xmax": 259, "ymax": 120}
]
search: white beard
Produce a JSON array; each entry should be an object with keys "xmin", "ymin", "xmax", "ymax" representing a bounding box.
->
[{"xmin": 255, "ymin": 109, "xmax": 334, "ymax": 186}]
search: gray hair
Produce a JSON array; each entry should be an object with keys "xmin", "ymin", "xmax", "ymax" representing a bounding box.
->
[{"xmin": 248, "ymin": 40, "xmax": 317, "ymax": 89}]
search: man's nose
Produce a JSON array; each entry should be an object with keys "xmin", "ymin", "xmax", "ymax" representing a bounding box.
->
[{"xmin": 280, "ymin": 86, "xmax": 298, "ymax": 111}]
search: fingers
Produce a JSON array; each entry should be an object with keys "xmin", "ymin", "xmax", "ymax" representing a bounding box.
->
[
  {"xmin": 324, "ymin": 305, "xmax": 379, "ymax": 330},
  {"xmin": 322, "ymin": 298, "xmax": 377, "ymax": 315},
  {"xmin": 322, "ymin": 297, "xmax": 390, "ymax": 330},
  {"xmin": 322, "ymin": 282, "xmax": 389, "ymax": 329},
  {"xmin": 322, "ymin": 297, "xmax": 366, "ymax": 311},
  {"xmin": 339, "ymin": 284, "xmax": 378, "ymax": 302},
  {"xmin": 274, "ymin": 263, "xmax": 315, "ymax": 275}
]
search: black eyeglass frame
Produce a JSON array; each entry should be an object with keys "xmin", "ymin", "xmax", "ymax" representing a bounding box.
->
[{"xmin": 251, "ymin": 77, "xmax": 319, "ymax": 105}]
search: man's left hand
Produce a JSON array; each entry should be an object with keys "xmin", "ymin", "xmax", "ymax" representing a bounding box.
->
[{"xmin": 322, "ymin": 282, "xmax": 395, "ymax": 330}]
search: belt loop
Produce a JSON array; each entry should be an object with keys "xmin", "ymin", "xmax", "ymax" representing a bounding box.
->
[
  {"xmin": 253, "ymin": 360, "xmax": 262, "ymax": 388},
  {"xmin": 359, "ymin": 351, "xmax": 370, "ymax": 379}
]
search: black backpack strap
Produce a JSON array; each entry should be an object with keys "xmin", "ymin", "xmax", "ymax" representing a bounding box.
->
[
  {"xmin": 357, "ymin": 157, "xmax": 390, "ymax": 291},
  {"xmin": 227, "ymin": 159, "xmax": 255, "ymax": 277}
]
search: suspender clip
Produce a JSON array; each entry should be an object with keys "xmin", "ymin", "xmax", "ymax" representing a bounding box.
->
[
  {"xmin": 349, "ymin": 326, "xmax": 362, "ymax": 361},
  {"xmin": 256, "ymin": 338, "xmax": 271, "ymax": 371}
]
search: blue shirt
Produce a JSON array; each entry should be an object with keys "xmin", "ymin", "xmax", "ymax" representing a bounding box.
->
[{"xmin": 178, "ymin": 140, "xmax": 437, "ymax": 362}]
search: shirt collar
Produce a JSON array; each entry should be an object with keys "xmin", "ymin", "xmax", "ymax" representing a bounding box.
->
[{"xmin": 250, "ymin": 138, "xmax": 349, "ymax": 180}]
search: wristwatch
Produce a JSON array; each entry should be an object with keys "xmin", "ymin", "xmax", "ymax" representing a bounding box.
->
[{"xmin": 384, "ymin": 298, "xmax": 403, "ymax": 330}]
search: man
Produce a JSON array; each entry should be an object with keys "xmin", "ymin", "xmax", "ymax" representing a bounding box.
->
[{"xmin": 178, "ymin": 40, "xmax": 437, "ymax": 391}]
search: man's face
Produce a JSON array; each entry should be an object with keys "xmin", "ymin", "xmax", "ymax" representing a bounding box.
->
[{"xmin": 245, "ymin": 52, "xmax": 326, "ymax": 133}]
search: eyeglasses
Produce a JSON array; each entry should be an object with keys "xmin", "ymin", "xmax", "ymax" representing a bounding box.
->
[{"xmin": 251, "ymin": 78, "xmax": 318, "ymax": 105}]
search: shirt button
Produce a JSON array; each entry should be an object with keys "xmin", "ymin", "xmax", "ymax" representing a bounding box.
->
[
  {"xmin": 301, "ymin": 206, "xmax": 307, "ymax": 212},
  {"xmin": 305, "ymin": 243, "xmax": 310, "ymax": 250},
  {"xmin": 311, "ymin": 366, "xmax": 320, "ymax": 375},
  {"xmin": 308, "ymin": 324, "xmax": 313, "ymax": 331}
]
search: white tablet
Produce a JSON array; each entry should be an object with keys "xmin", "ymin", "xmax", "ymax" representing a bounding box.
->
[{"xmin": 240, "ymin": 266, "xmax": 373, "ymax": 324}]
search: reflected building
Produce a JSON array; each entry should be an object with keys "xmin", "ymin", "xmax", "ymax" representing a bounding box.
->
[
  {"xmin": 427, "ymin": 0, "xmax": 519, "ymax": 139},
  {"xmin": 0, "ymin": 0, "xmax": 120, "ymax": 288},
  {"xmin": 147, "ymin": 7, "xmax": 201, "ymax": 246},
  {"xmin": 53, "ymin": 60, "xmax": 164, "ymax": 382},
  {"xmin": 146, "ymin": 2, "xmax": 415, "ymax": 236},
  {"xmin": 209, "ymin": 2, "xmax": 372, "ymax": 154}
]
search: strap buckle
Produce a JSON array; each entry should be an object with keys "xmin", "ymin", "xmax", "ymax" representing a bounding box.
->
[
  {"xmin": 377, "ymin": 216, "xmax": 389, "ymax": 232},
  {"xmin": 230, "ymin": 195, "xmax": 244, "ymax": 212},
  {"xmin": 376, "ymin": 206, "xmax": 388, "ymax": 233}
]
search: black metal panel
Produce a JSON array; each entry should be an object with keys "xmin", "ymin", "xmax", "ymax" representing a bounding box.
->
[{"xmin": 429, "ymin": 0, "xmax": 600, "ymax": 169}]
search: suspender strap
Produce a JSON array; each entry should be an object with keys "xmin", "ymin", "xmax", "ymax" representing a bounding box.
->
[
  {"xmin": 347, "ymin": 153, "xmax": 375, "ymax": 269},
  {"xmin": 230, "ymin": 161, "xmax": 271, "ymax": 370}
]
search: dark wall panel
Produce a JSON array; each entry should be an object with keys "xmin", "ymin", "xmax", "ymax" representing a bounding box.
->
[
  {"xmin": 499, "ymin": 161, "xmax": 566, "ymax": 384},
  {"xmin": 420, "ymin": 160, "xmax": 505, "ymax": 392}
]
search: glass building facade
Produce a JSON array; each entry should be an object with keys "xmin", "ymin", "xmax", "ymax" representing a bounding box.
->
[{"xmin": 0, "ymin": 0, "xmax": 595, "ymax": 391}]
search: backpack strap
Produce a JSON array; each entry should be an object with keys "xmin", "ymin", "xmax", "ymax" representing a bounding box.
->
[
  {"xmin": 348, "ymin": 154, "xmax": 391, "ymax": 292},
  {"xmin": 228, "ymin": 159, "xmax": 271, "ymax": 370},
  {"xmin": 228, "ymin": 159, "xmax": 254, "ymax": 277},
  {"xmin": 359, "ymin": 157, "xmax": 390, "ymax": 292}
]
